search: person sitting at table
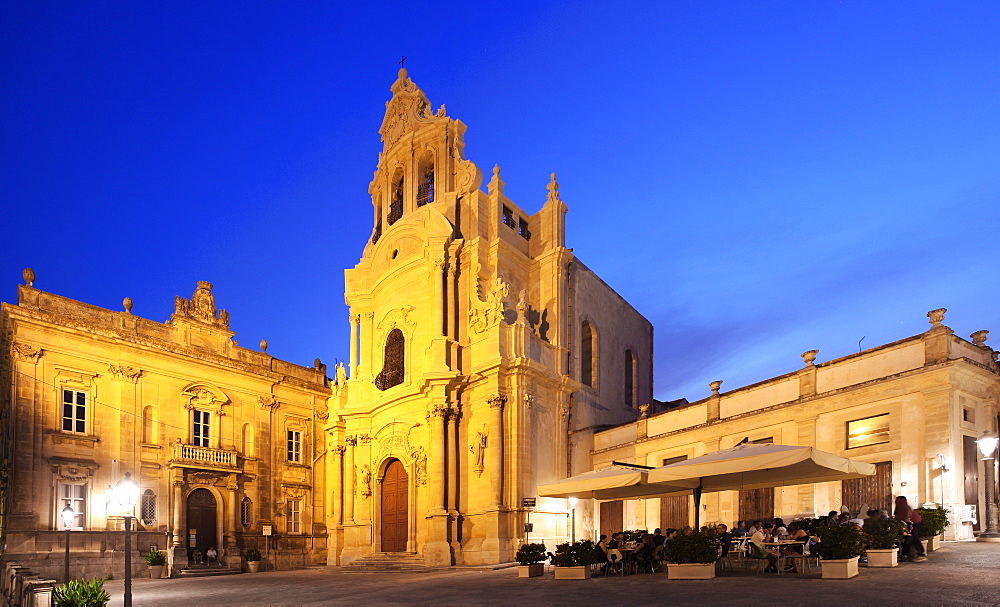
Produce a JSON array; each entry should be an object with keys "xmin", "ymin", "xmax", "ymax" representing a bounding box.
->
[
  {"xmin": 731, "ymin": 521, "xmax": 748, "ymax": 537},
  {"xmin": 867, "ymin": 508, "xmax": 887, "ymax": 521},
  {"xmin": 631, "ymin": 536, "xmax": 653, "ymax": 572},
  {"xmin": 750, "ymin": 523, "xmax": 779, "ymax": 573},
  {"xmin": 715, "ymin": 524, "xmax": 733, "ymax": 557},
  {"xmin": 596, "ymin": 535, "xmax": 610, "ymax": 571},
  {"xmin": 772, "ymin": 518, "xmax": 788, "ymax": 538},
  {"xmin": 652, "ymin": 528, "xmax": 665, "ymax": 547},
  {"xmin": 781, "ymin": 524, "xmax": 809, "ymax": 572},
  {"xmin": 894, "ymin": 496, "xmax": 926, "ymax": 561},
  {"xmin": 663, "ymin": 528, "xmax": 677, "ymax": 543}
]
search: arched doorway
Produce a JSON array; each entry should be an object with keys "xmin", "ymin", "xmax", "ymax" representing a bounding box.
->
[
  {"xmin": 186, "ymin": 488, "xmax": 217, "ymax": 563},
  {"xmin": 381, "ymin": 459, "xmax": 408, "ymax": 552}
]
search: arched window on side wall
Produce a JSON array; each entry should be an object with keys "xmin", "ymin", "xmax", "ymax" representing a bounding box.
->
[
  {"xmin": 388, "ymin": 174, "xmax": 404, "ymax": 225},
  {"xmin": 142, "ymin": 405, "xmax": 155, "ymax": 444},
  {"xmin": 581, "ymin": 321, "xmax": 596, "ymax": 388},
  {"xmin": 141, "ymin": 489, "xmax": 156, "ymax": 526},
  {"xmin": 375, "ymin": 329, "xmax": 405, "ymax": 391},
  {"xmin": 624, "ymin": 349, "xmax": 636, "ymax": 408},
  {"xmin": 241, "ymin": 497, "xmax": 253, "ymax": 529}
]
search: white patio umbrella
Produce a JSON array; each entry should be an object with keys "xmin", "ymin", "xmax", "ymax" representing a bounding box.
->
[
  {"xmin": 646, "ymin": 442, "xmax": 877, "ymax": 528},
  {"xmin": 536, "ymin": 464, "xmax": 674, "ymax": 500}
]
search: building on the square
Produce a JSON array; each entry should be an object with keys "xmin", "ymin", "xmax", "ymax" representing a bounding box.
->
[
  {"xmin": 0, "ymin": 275, "xmax": 331, "ymax": 580},
  {"xmin": 586, "ymin": 309, "xmax": 999, "ymax": 541},
  {"xmin": 325, "ymin": 68, "xmax": 653, "ymax": 566}
]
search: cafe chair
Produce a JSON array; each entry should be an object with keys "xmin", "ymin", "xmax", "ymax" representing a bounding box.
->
[{"xmin": 605, "ymin": 549, "xmax": 625, "ymax": 576}]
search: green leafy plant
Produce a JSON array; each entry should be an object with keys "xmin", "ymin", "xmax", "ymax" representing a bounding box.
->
[
  {"xmin": 53, "ymin": 578, "xmax": 111, "ymax": 607},
  {"xmin": 790, "ymin": 517, "xmax": 822, "ymax": 535},
  {"xmin": 663, "ymin": 530, "xmax": 720, "ymax": 564},
  {"xmin": 917, "ymin": 507, "xmax": 950, "ymax": 537},
  {"xmin": 515, "ymin": 543, "xmax": 548, "ymax": 565},
  {"xmin": 144, "ymin": 549, "xmax": 166, "ymax": 566},
  {"xmin": 862, "ymin": 518, "xmax": 905, "ymax": 550},
  {"xmin": 814, "ymin": 523, "xmax": 864, "ymax": 560},
  {"xmin": 621, "ymin": 529, "xmax": 647, "ymax": 543},
  {"xmin": 549, "ymin": 540, "xmax": 597, "ymax": 567},
  {"xmin": 245, "ymin": 548, "xmax": 262, "ymax": 562}
]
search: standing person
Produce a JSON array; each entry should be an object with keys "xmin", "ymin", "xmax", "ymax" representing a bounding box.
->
[{"xmin": 894, "ymin": 496, "xmax": 927, "ymax": 561}]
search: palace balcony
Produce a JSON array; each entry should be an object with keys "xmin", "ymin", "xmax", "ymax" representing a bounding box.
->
[{"xmin": 170, "ymin": 443, "xmax": 242, "ymax": 473}]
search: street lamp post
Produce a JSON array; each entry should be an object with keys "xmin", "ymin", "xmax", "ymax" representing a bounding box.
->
[
  {"xmin": 61, "ymin": 503, "xmax": 75, "ymax": 583},
  {"xmin": 568, "ymin": 497, "xmax": 578, "ymax": 543},
  {"xmin": 115, "ymin": 472, "xmax": 141, "ymax": 607},
  {"xmin": 976, "ymin": 430, "xmax": 1000, "ymax": 541}
]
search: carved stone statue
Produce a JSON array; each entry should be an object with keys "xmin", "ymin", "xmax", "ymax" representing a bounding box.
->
[
  {"xmin": 360, "ymin": 465, "xmax": 373, "ymax": 497},
  {"xmin": 173, "ymin": 282, "xmax": 230, "ymax": 328},
  {"xmin": 471, "ymin": 428, "xmax": 487, "ymax": 476},
  {"xmin": 336, "ymin": 362, "xmax": 347, "ymax": 386}
]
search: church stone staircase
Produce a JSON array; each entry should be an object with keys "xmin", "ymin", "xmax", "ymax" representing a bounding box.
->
[{"xmin": 342, "ymin": 552, "xmax": 430, "ymax": 573}]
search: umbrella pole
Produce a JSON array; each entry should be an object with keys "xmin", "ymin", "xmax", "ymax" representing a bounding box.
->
[{"xmin": 693, "ymin": 480, "xmax": 703, "ymax": 529}]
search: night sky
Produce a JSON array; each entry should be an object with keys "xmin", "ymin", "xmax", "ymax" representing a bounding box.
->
[{"xmin": 3, "ymin": 1, "xmax": 998, "ymax": 403}]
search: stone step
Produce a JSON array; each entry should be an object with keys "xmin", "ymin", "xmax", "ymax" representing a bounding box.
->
[
  {"xmin": 342, "ymin": 552, "xmax": 432, "ymax": 573},
  {"xmin": 177, "ymin": 567, "xmax": 242, "ymax": 578}
]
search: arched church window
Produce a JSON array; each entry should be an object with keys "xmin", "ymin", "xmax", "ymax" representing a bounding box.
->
[
  {"xmin": 375, "ymin": 329, "xmax": 405, "ymax": 391},
  {"xmin": 388, "ymin": 175, "xmax": 404, "ymax": 225},
  {"xmin": 581, "ymin": 321, "xmax": 596, "ymax": 388},
  {"xmin": 624, "ymin": 349, "xmax": 636, "ymax": 408},
  {"xmin": 417, "ymin": 161, "xmax": 434, "ymax": 207},
  {"xmin": 141, "ymin": 489, "xmax": 156, "ymax": 526},
  {"xmin": 142, "ymin": 405, "xmax": 155, "ymax": 444}
]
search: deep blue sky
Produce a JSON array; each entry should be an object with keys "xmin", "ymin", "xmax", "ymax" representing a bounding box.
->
[{"xmin": 3, "ymin": 1, "xmax": 998, "ymax": 402}]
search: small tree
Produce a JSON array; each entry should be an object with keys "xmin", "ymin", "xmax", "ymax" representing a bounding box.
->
[
  {"xmin": 515, "ymin": 543, "xmax": 548, "ymax": 565},
  {"xmin": 53, "ymin": 578, "xmax": 111, "ymax": 607},
  {"xmin": 814, "ymin": 523, "xmax": 864, "ymax": 560}
]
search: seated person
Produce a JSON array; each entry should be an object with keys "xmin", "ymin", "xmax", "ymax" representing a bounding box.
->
[
  {"xmin": 206, "ymin": 546, "xmax": 218, "ymax": 564},
  {"xmin": 608, "ymin": 532, "xmax": 624, "ymax": 549},
  {"xmin": 715, "ymin": 524, "xmax": 733, "ymax": 557},
  {"xmin": 781, "ymin": 525, "xmax": 809, "ymax": 572},
  {"xmin": 751, "ymin": 523, "xmax": 779, "ymax": 573},
  {"xmin": 652, "ymin": 528, "xmax": 666, "ymax": 547}
]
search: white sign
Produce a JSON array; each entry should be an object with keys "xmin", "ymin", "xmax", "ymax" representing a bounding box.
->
[{"xmin": 262, "ymin": 525, "xmax": 272, "ymax": 536}]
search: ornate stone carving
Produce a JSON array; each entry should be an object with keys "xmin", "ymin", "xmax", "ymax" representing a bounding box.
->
[
  {"xmin": 11, "ymin": 343, "xmax": 43, "ymax": 364},
  {"xmin": 487, "ymin": 394, "xmax": 507, "ymax": 409},
  {"xmin": 547, "ymin": 173, "xmax": 561, "ymax": 205},
  {"xmin": 470, "ymin": 276, "xmax": 509, "ymax": 334},
  {"xmin": 454, "ymin": 146, "xmax": 482, "ymax": 194},
  {"xmin": 927, "ymin": 308, "xmax": 947, "ymax": 327},
  {"xmin": 259, "ymin": 339, "xmax": 268, "ymax": 354},
  {"xmin": 345, "ymin": 436, "xmax": 358, "ymax": 447},
  {"xmin": 971, "ymin": 330, "xmax": 989, "ymax": 347},
  {"xmin": 471, "ymin": 426, "xmax": 487, "ymax": 477},
  {"xmin": 359, "ymin": 465, "xmax": 373, "ymax": 497},
  {"xmin": 638, "ymin": 403, "xmax": 650, "ymax": 418},
  {"xmin": 51, "ymin": 462, "xmax": 95, "ymax": 482},
  {"xmin": 709, "ymin": 381, "xmax": 723, "ymax": 396},
  {"xmin": 801, "ymin": 350, "xmax": 819, "ymax": 366},
  {"xmin": 258, "ymin": 395, "xmax": 279, "ymax": 410},
  {"xmin": 173, "ymin": 281, "xmax": 230, "ymax": 328},
  {"xmin": 108, "ymin": 364, "xmax": 142, "ymax": 383},
  {"xmin": 488, "ymin": 164, "xmax": 505, "ymax": 196},
  {"xmin": 358, "ymin": 434, "xmax": 371, "ymax": 444},
  {"xmin": 314, "ymin": 408, "xmax": 330, "ymax": 422},
  {"xmin": 426, "ymin": 405, "xmax": 449, "ymax": 420},
  {"xmin": 332, "ymin": 445, "xmax": 346, "ymax": 456},
  {"xmin": 380, "ymin": 68, "xmax": 433, "ymax": 148},
  {"xmin": 410, "ymin": 446, "xmax": 427, "ymax": 486},
  {"xmin": 182, "ymin": 385, "xmax": 228, "ymax": 415},
  {"xmin": 523, "ymin": 394, "xmax": 534, "ymax": 408}
]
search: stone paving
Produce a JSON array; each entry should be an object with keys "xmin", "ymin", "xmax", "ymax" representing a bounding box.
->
[{"xmin": 105, "ymin": 541, "xmax": 1000, "ymax": 606}]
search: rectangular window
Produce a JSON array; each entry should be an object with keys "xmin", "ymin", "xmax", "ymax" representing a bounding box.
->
[
  {"xmin": 287, "ymin": 430, "xmax": 302, "ymax": 463},
  {"xmin": 62, "ymin": 389, "xmax": 87, "ymax": 434},
  {"xmin": 287, "ymin": 499, "xmax": 301, "ymax": 533},
  {"xmin": 59, "ymin": 483, "xmax": 87, "ymax": 529},
  {"xmin": 193, "ymin": 410, "xmax": 210, "ymax": 448},
  {"xmin": 502, "ymin": 206, "xmax": 516, "ymax": 229},
  {"xmin": 518, "ymin": 218, "xmax": 531, "ymax": 240},
  {"xmin": 662, "ymin": 455, "xmax": 688, "ymax": 466},
  {"xmin": 847, "ymin": 414, "xmax": 890, "ymax": 449}
]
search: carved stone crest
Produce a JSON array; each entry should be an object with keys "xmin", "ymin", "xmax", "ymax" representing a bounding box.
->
[
  {"xmin": 258, "ymin": 395, "xmax": 279, "ymax": 411},
  {"xmin": 470, "ymin": 275, "xmax": 509, "ymax": 334},
  {"xmin": 181, "ymin": 384, "xmax": 229, "ymax": 415},
  {"xmin": 173, "ymin": 281, "xmax": 230, "ymax": 328},
  {"xmin": 11, "ymin": 343, "xmax": 43, "ymax": 364},
  {"xmin": 108, "ymin": 364, "xmax": 142, "ymax": 383}
]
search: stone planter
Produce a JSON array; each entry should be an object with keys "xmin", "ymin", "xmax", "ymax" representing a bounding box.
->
[
  {"xmin": 926, "ymin": 536, "xmax": 939, "ymax": 552},
  {"xmin": 821, "ymin": 556, "xmax": 860, "ymax": 579},
  {"xmin": 553, "ymin": 566, "xmax": 590, "ymax": 580},
  {"xmin": 866, "ymin": 549, "xmax": 898, "ymax": 568},
  {"xmin": 667, "ymin": 563, "xmax": 716, "ymax": 580},
  {"xmin": 148, "ymin": 565, "xmax": 164, "ymax": 579},
  {"xmin": 247, "ymin": 561, "xmax": 261, "ymax": 573},
  {"xmin": 518, "ymin": 564, "xmax": 545, "ymax": 578}
]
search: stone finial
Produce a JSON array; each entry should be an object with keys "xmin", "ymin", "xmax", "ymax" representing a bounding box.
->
[
  {"xmin": 23, "ymin": 268, "xmax": 35, "ymax": 287},
  {"xmin": 259, "ymin": 339, "xmax": 268, "ymax": 354},
  {"xmin": 801, "ymin": 349, "xmax": 819, "ymax": 366},
  {"xmin": 314, "ymin": 357, "xmax": 323, "ymax": 369},
  {"xmin": 546, "ymin": 172, "xmax": 561, "ymax": 204},
  {"xmin": 971, "ymin": 330, "xmax": 989, "ymax": 347},
  {"xmin": 927, "ymin": 308, "xmax": 947, "ymax": 327},
  {"xmin": 488, "ymin": 164, "xmax": 504, "ymax": 196},
  {"xmin": 123, "ymin": 297, "xmax": 133, "ymax": 314},
  {"xmin": 639, "ymin": 403, "xmax": 650, "ymax": 418},
  {"xmin": 709, "ymin": 380, "xmax": 722, "ymax": 396}
]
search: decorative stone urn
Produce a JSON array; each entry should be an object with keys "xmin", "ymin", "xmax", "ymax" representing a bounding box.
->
[
  {"xmin": 865, "ymin": 549, "xmax": 898, "ymax": 568},
  {"xmin": 517, "ymin": 564, "xmax": 544, "ymax": 578},
  {"xmin": 821, "ymin": 556, "xmax": 860, "ymax": 579},
  {"xmin": 553, "ymin": 566, "xmax": 590, "ymax": 580},
  {"xmin": 667, "ymin": 563, "xmax": 716, "ymax": 579}
]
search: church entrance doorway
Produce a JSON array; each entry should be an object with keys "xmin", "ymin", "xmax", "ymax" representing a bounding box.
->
[
  {"xmin": 381, "ymin": 459, "xmax": 408, "ymax": 552},
  {"xmin": 186, "ymin": 488, "xmax": 217, "ymax": 563}
]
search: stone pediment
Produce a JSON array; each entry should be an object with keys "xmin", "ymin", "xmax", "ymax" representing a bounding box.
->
[{"xmin": 379, "ymin": 68, "xmax": 440, "ymax": 149}]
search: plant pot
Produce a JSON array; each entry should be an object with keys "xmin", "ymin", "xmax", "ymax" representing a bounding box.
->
[
  {"xmin": 821, "ymin": 556, "xmax": 860, "ymax": 579},
  {"xmin": 866, "ymin": 549, "xmax": 897, "ymax": 568},
  {"xmin": 926, "ymin": 536, "xmax": 939, "ymax": 552},
  {"xmin": 148, "ymin": 565, "xmax": 164, "ymax": 579},
  {"xmin": 518, "ymin": 564, "xmax": 545, "ymax": 578},
  {"xmin": 553, "ymin": 565, "xmax": 590, "ymax": 580},
  {"xmin": 667, "ymin": 563, "xmax": 716, "ymax": 580},
  {"xmin": 247, "ymin": 561, "xmax": 260, "ymax": 573}
]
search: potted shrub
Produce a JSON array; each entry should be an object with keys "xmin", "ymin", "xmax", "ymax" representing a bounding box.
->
[
  {"xmin": 790, "ymin": 517, "xmax": 822, "ymax": 536},
  {"xmin": 663, "ymin": 530, "xmax": 720, "ymax": 579},
  {"xmin": 53, "ymin": 578, "xmax": 111, "ymax": 607},
  {"xmin": 917, "ymin": 507, "xmax": 949, "ymax": 552},
  {"xmin": 862, "ymin": 518, "xmax": 905, "ymax": 567},
  {"xmin": 515, "ymin": 543, "xmax": 547, "ymax": 578},
  {"xmin": 550, "ymin": 540, "xmax": 597, "ymax": 579},
  {"xmin": 144, "ymin": 549, "xmax": 167, "ymax": 579},
  {"xmin": 814, "ymin": 523, "xmax": 864, "ymax": 579},
  {"xmin": 245, "ymin": 548, "xmax": 262, "ymax": 573}
]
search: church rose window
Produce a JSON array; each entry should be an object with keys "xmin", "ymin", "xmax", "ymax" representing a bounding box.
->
[
  {"xmin": 388, "ymin": 176, "xmax": 404, "ymax": 225},
  {"xmin": 375, "ymin": 329, "xmax": 405, "ymax": 391}
]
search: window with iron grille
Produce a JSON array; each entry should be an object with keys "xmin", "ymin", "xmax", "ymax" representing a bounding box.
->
[
  {"xmin": 287, "ymin": 499, "xmax": 301, "ymax": 534},
  {"xmin": 375, "ymin": 329, "xmax": 405, "ymax": 391},
  {"xmin": 287, "ymin": 430, "xmax": 302, "ymax": 463},
  {"xmin": 62, "ymin": 389, "xmax": 87, "ymax": 434},
  {"xmin": 417, "ymin": 166, "xmax": 434, "ymax": 206},
  {"xmin": 388, "ymin": 176, "xmax": 404, "ymax": 225},
  {"xmin": 192, "ymin": 409, "xmax": 210, "ymax": 447},
  {"xmin": 502, "ymin": 206, "xmax": 516, "ymax": 229},
  {"xmin": 141, "ymin": 489, "xmax": 156, "ymax": 526},
  {"xmin": 241, "ymin": 497, "xmax": 253, "ymax": 529},
  {"xmin": 518, "ymin": 218, "xmax": 531, "ymax": 240}
]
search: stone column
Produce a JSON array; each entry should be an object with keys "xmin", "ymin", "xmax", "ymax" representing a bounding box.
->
[
  {"xmin": 344, "ymin": 437, "xmax": 356, "ymax": 524},
  {"xmin": 171, "ymin": 479, "xmax": 183, "ymax": 548},
  {"xmin": 488, "ymin": 394, "xmax": 507, "ymax": 509},
  {"xmin": 427, "ymin": 405, "xmax": 448, "ymax": 515},
  {"xmin": 330, "ymin": 445, "xmax": 344, "ymax": 526},
  {"xmin": 348, "ymin": 313, "xmax": 359, "ymax": 378},
  {"xmin": 226, "ymin": 476, "xmax": 238, "ymax": 549},
  {"xmin": 362, "ymin": 312, "xmax": 375, "ymax": 379},
  {"xmin": 446, "ymin": 408, "xmax": 459, "ymax": 514}
]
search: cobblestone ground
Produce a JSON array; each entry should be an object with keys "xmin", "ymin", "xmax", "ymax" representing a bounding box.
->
[{"xmin": 105, "ymin": 541, "xmax": 1000, "ymax": 606}]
